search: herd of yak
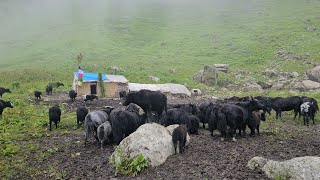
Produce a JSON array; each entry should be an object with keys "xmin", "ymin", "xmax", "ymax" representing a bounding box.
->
[{"xmin": 0, "ymin": 83, "xmax": 319, "ymax": 153}]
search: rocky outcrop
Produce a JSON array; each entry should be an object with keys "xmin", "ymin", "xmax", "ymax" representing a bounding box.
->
[
  {"xmin": 193, "ymin": 65, "xmax": 218, "ymax": 86},
  {"xmin": 110, "ymin": 123, "xmax": 190, "ymax": 167},
  {"xmin": 248, "ymin": 156, "xmax": 320, "ymax": 180},
  {"xmin": 301, "ymin": 80, "xmax": 320, "ymax": 90},
  {"xmin": 307, "ymin": 66, "xmax": 320, "ymax": 83}
]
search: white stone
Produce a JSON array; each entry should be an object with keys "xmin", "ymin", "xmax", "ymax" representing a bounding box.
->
[
  {"xmin": 248, "ymin": 156, "xmax": 320, "ymax": 180},
  {"xmin": 110, "ymin": 123, "xmax": 190, "ymax": 167}
]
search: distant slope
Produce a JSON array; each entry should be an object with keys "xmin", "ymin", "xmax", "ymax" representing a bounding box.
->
[{"xmin": 0, "ymin": 0, "xmax": 319, "ymax": 86}]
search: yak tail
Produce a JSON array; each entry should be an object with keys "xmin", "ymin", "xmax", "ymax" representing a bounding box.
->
[{"xmin": 98, "ymin": 125, "xmax": 104, "ymax": 142}]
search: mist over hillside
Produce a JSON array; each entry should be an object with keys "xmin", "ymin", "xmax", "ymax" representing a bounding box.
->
[{"xmin": 0, "ymin": 0, "xmax": 319, "ymax": 85}]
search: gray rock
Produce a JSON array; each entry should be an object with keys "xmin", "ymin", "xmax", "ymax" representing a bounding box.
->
[
  {"xmin": 307, "ymin": 66, "xmax": 320, "ymax": 83},
  {"xmin": 214, "ymin": 64, "xmax": 229, "ymax": 73},
  {"xmin": 110, "ymin": 123, "xmax": 190, "ymax": 167},
  {"xmin": 242, "ymin": 83, "xmax": 262, "ymax": 92},
  {"xmin": 193, "ymin": 70, "xmax": 204, "ymax": 82},
  {"xmin": 271, "ymin": 83, "xmax": 285, "ymax": 90},
  {"xmin": 301, "ymin": 80, "xmax": 320, "ymax": 90},
  {"xmin": 257, "ymin": 81, "xmax": 273, "ymax": 89},
  {"xmin": 248, "ymin": 156, "xmax": 320, "ymax": 180},
  {"xmin": 169, "ymin": 69, "xmax": 176, "ymax": 74},
  {"xmin": 262, "ymin": 69, "xmax": 278, "ymax": 78},
  {"xmin": 201, "ymin": 65, "xmax": 218, "ymax": 86},
  {"xmin": 149, "ymin": 76, "xmax": 160, "ymax": 82}
]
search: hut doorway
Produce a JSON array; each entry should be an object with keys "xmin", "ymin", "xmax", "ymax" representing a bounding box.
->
[{"xmin": 90, "ymin": 82, "xmax": 97, "ymax": 94}]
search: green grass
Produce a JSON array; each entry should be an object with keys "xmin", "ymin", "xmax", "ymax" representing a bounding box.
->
[{"xmin": 0, "ymin": 0, "xmax": 320, "ymax": 178}]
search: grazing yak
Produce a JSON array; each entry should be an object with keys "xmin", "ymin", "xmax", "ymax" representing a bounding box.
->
[
  {"xmin": 269, "ymin": 96, "xmax": 303, "ymax": 120},
  {"xmin": 168, "ymin": 103, "xmax": 201, "ymax": 115},
  {"xmin": 84, "ymin": 110, "xmax": 109, "ymax": 144},
  {"xmin": 160, "ymin": 108, "xmax": 192, "ymax": 132},
  {"xmin": 46, "ymin": 84, "xmax": 53, "ymax": 95},
  {"xmin": 123, "ymin": 89, "xmax": 167, "ymax": 123},
  {"xmin": 97, "ymin": 121, "xmax": 113, "ymax": 149},
  {"xmin": 172, "ymin": 124, "xmax": 188, "ymax": 154},
  {"xmin": 300, "ymin": 102, "xmax": 317, "ymax": 126},
  {"xmin": 34, "ymin": 91, "xmax": 42, "ymax": 100},
  {"xmin": 50, "ymin": 82, "xmax": 64, "ymax": 88},
  {"xmin": 49, "ymin": 105, "xmax": 61, "ymax": 131},
  {"xmin": 251, "ymin": 110, "xmax": 266, "ymax": 136},
  {"xmin": 0, "ymin": 87, "xmax": 12, "ymax": 97},
  {"xmin": 69, "ymin": 90, "xmax": 77, "ymax": 102},
  {"xmin": 301, "ymin": 96, "xmax": 319, "ymax": 111},
  {"xmin": 110, "ymin": 103, "xmax": 146, "ymax": 144},
  {"xmin": 119, "ymin": 90, "xmax": 127, "ymax": 99},
  {"xmin": 76, "ymin": 106, "xmax": 88, "ymax": 128},
  {"xmin": 83, "ymin": 95, "xmax": 98, "ymax": 102},
  {"xmin": 0, "ymin": 100, "xmax": 14, "ymax": 118},
  {"xmin": 235, "ymin": 97, "xmax": 269, "ymax": 137}
]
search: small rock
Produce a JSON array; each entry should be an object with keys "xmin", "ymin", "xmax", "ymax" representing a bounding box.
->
[{"xmin": 149, "ymin": 76, "xmax": 160, "ymax": 82}]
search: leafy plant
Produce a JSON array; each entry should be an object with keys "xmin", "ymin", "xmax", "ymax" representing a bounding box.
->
[
  {"xmin": 98, "ymin": 73, "xmax": 106, "ymax": 98},
  {"xmin": 110, "ymin": 146, "xmax": 150, "ymax": 177}
]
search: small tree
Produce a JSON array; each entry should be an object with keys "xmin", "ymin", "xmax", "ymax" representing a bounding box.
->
[{"xmin": 98, "ymin": 73, "xmax": 106, "ymax": 98}]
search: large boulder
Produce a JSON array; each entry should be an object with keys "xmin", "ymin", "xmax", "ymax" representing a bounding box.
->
[
  {"xmin": 307, "ymin": 66, "xmax": 320, "ymax": 83},
  {"xmin": 301, "ymin": 80, "xmax": 320, "ymax": 90},
  {"xmin": 110, "ymin": 123, "xmax": 190, "ymax": 167},
  {"xmin": 193, "ymin": 65, "xmax": 218, "ymax": 86},
  {"xmin": 248, "ymin": 156, "xmax": 320, "ymax": 179}
]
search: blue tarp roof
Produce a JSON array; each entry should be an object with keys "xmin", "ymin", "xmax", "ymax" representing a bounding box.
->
[{"xmin": 74, "ymin": 72, "xmax": 108, "ymax": 81}]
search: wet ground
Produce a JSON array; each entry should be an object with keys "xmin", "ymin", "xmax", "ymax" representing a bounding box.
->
[{"xmin": 28, "ymin": 93, "xmax": 320, "ymax": 179}]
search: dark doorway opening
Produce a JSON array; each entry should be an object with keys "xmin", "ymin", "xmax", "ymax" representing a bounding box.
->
[{"xmin": 90, "ymin": 82, "xmax": 97, "ymax": 94}]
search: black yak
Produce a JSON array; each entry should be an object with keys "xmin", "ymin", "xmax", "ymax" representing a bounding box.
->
[
  {"xmin": 0, "ymin": 87, "xmax": 11, "ymax": 97},
  {"xmin": 46, "ymin": 84, "xmax": 53, "ymax": 95},
  {"xmin": 69, "ymin": 90, "xmax": 77, "ymax": 102},
  {"xmin": 270, "ymin": 96, "xmax": 303, "ymax": 120},
  {"xmin": 76, "ymin": 106, "xmax": 88, "ymax": 128},
  {"xmin": 123, "ymin": 89, "xmax": 167, "ymax": 123},
  {"xmin": 83, "ymin": 94, "xmax": 98, "ymax": 102},
  {"xmin": 34, "ymin": 91, "xmax": 42, "ymax": 100},
  {"xmin": 172, "ymin": 124, "xmax": 188, "ymax": 154},
  {"xmin": 110, "ymin": 107, "xmax": 144, "ymax": 144},
  {"xmin": 49, "ymin": 105, "xmax": 61, "ymax": 131},
  {"xmin": 0, "ymin": 100, "xmax": 14, "ymax": 118}
]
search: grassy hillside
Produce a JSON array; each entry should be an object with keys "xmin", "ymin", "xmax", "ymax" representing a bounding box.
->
[
  {"xmin": 1, "ymin": 1, "xmax": 320, "ymax": 178},
  {"xmin": 0, "ymin": 0, "xmax": 319, "ymax": 87}
]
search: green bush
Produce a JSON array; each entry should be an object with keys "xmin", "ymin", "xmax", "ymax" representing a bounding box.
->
[{"xmin": 110, "ymin": 146, "xmax": 150, "ymax": 177}]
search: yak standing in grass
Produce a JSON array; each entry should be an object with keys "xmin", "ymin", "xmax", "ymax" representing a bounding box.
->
[
  {"xmin": 34, "ymin": 91, "xmax": 42, "ymax": 100},
  {"xmin": 76, "ymin": 106, "xmax": 88, "ymax": 128},
  {"xmin": 0, "ymin": 100, "xmax": 14, "ymax": 118},
  {"xmin": 50, "ymin": 82, "xmax": 64, "ymax": 88},
  {"xmin": 49, "ymin": 105, "xmax": 61, "ymax": 131},
  {"xmin": 69, "ymin": 90, "xmax": 77, "ymax": 102},
  {"xmin": 110, "ymin": 103, "xmax": 146, "ymax": 144},
  {"xmin": 301, "ymin": 102, "xmax": 317, "ymax": 126},
  {"xmin": 123, "ymin": 89, "xmax": 167, "ymax": 123},
  {"xmin": 46, "ymin": 84, "xmax": 53, "ymax": 95},
  {"xmin": 0, "ymin": 87, "xmax": 11, "ymax": 97},
  {"xmin": 270, "ymin": 96, "xmax": 303, "ymax": 120},
  {"xmin": 83, "ymin": 95, "xmax": 98, "ymax": 102},
  {"xmin": 172, "ymin": 124, "xmax": 188, "ymax": 154}
]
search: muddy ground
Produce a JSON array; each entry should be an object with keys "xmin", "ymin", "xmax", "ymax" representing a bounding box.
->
[{"xmin": 27, "ymin": 93, "xmax": 320, "ymax": 180}]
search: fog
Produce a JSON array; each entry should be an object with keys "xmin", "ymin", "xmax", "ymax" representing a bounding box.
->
[{"xmin": 0, "ymin": 0, "xmax": 268, "ymax": 69}]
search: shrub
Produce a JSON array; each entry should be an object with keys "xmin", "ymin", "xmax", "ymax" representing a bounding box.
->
[{"xmin": 110, "ymin": 146, "xmax": 150, "ymax": 177}]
